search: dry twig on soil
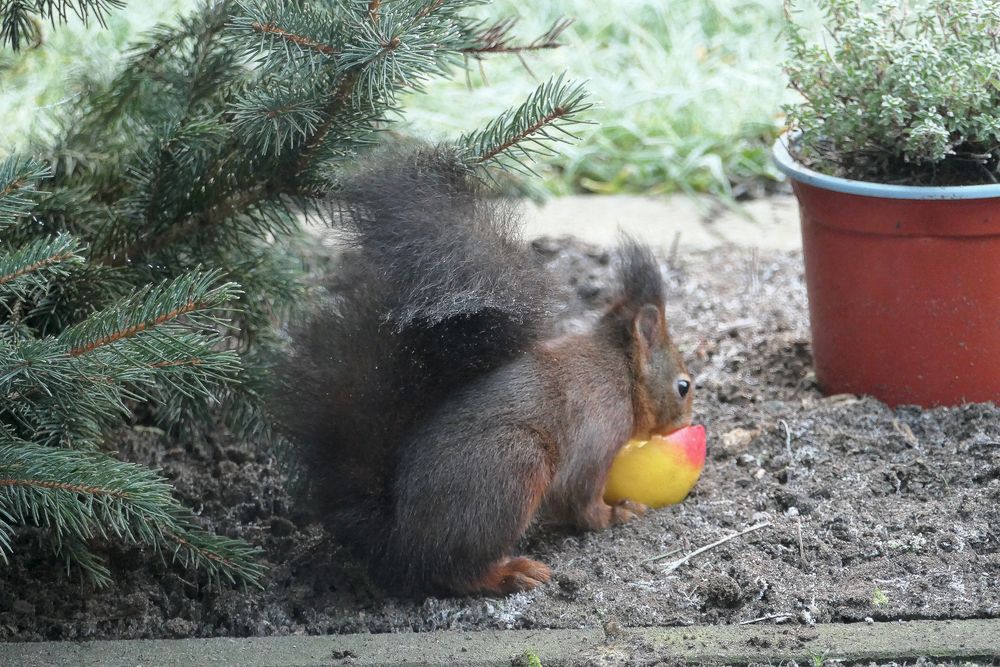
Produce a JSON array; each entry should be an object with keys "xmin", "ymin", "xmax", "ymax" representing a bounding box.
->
[{"xmin": 660, "ymin": 521, "xmax": 773, "ymax": 574}]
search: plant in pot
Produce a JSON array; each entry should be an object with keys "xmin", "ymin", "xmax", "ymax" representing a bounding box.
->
[{"xmin": 774, "ymin": 0, "xmax": 1000, "ymax": 407}]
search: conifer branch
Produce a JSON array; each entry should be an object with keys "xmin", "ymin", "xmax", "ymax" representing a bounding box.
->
[
  {"xmin": 478, "ymin": 108, "xmax": 567, "ymax": 163},
  {"xmin": 1, "ymin": 0, "xmax": 125, "ymax": 50},
  {"xmin": 99, "ymin": 185, "xmax": 274, "ymax": 267},
  {"xmin": 0, "ymin": 252, "xmax": 77, "ymax": 287},
  {"xmin": 165, "ymin": 529, "xmax": 242, "ymax": 570},
  {"xmin": 60, "ymin": 272, "xmax": 240, "ymax": 358},
  {"xmin": 34, "ymin": 0, "xmax": 124, "ymax": 26},
  {"xmin": 463, "ymin": 18, "xmax": 572, "ymax": 56},
  {"xmin": 231, "ymin": 89, "xmax": 326, "ymax": 157},
  {"xmin": 0, "ymin": 476, "xmax": 130, "ymax": 499},
  {"xmin": 0, "ymin": 179, "xmax": 25, "ymax": 199},
  {"xmin": 2, "ymin": 328, "xmax": 241, "ymax": 451},
  {"xmin": 0, "ymin": 158, "xmax": 49, "ymax": 224},
  {"xmin": 414, "ymin": 0, "xmax": 445, "ymax": 21},
  {"xmin": 248, "ymin": 22, "xmax": 338, "ymax": 56},
  {"xmin": 0, "ymin": 442, "xmax": 264, "ymax": 586},
  {"xmin": 231, "ymin": 0, "xmax": 340, "ymax": 66},
  {"xmin": 0, "ymin": 234, "xmax": 85, "ymax": 299},
  {"xmin": 58, "ymin": 537, "xmax": 112, "ymax": 586},
  {"xmin": 294, "ymin": 74, "xmax": 361, "ymax": 176},
  {"xmin": 68, "ymin": 302, "xmax": 206, "ymax": 357},
  {"xmin": 460, "ymin": 75, "xmax": 591, "ymax": 171},
  {"xmin": 161, "ymin": 523, "xmax": 266, "ymax": 587},
  {"xmin": 0, "ymin": 512, "xmax": 12, "ymax": 563},
  {"xmin": 149, "ymin": 358, "xmax": 204, "ymax": 369}
]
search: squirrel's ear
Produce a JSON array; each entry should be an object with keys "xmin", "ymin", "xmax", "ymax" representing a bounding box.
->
[{"xmin": 632, "ymin": 303, "xmax": 664, "ymax": 354}]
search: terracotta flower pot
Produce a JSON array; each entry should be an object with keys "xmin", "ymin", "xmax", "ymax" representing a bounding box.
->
[{"xmin": 773, "ymin": 136, "xmax": 1000, "ymax": 408}]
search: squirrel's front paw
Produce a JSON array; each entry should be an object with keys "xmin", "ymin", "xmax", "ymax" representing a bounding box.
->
[
  {"xmin": 610, "ymin": 499, "xmax": 649, "ymax": 525},
  {"xmin": 578, "ymin": 499, "xmax": 648, "ymax": 531}
]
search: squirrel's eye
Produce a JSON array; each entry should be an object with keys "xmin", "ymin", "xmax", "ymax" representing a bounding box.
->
[{"xmin": 677, "ymin": 379, "xmax": 691, "ymax": 398}]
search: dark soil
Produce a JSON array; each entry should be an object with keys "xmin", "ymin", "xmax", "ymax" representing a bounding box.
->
[{"xmin": 2, "ymin": 233, "xmax": 998, "ymax": 643}]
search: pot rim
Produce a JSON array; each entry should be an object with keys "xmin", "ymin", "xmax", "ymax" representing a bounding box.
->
[{"xmin": 772, "ymin": 132, "xmax": 1000, "ymax": 201}]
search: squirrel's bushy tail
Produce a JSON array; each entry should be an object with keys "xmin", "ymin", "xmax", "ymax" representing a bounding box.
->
[{"xmin": 273, "ymin": 147, "xmax": 551, "ymax": 582}]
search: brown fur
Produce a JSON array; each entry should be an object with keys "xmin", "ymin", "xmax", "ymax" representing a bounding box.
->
[
  {"xmin": 274, "ymin": 148, "xmax": 693, "ymax": 597},
  {"xmin": 462, "ymin": 557, "xmax": 552, "ymax": 596}
]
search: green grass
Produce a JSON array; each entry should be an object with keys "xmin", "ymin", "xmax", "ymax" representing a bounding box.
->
[
  {"xmin": 0, "ymin": 0, "xmax": 802, "ymax": 196},
  {"xmin": 519, "ymin": 649, "xmax": 544, "ymax": 667},
  {"xmin": 402, "ymin": 0, "xmax": 798, "ymax": 196}
]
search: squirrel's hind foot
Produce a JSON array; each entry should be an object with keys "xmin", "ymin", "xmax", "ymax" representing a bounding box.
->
[{"xmin": 462, "ymin": 556, "xmax": 551, "ymax": 596}]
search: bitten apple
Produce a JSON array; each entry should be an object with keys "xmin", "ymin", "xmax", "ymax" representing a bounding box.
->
[{"xmin": 603, "ymin": 425, "xmax": 707, "ymax": 508}]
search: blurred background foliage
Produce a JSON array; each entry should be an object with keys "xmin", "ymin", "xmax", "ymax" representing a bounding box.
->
[{"xmin": 0, "ymin": 0, "xmax": 816, "ymax": 198}]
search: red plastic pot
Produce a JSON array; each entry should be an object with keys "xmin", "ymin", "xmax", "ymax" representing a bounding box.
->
[{"xmin": 773, "ymin": 137, "xmax": 1000, "ymax": 407}]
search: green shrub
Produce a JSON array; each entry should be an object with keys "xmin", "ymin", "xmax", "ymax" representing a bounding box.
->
[{"xmin": 784, "ymin": 0, "xmax": 1000, "ymax": 186}]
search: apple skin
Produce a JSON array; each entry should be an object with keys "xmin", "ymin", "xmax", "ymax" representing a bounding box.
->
[{"xmin": 603, "ymin": 425, "xmax": 707, "ymax": 509}]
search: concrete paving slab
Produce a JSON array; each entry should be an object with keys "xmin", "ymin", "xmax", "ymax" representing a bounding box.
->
[
  {"xmin": 707, "ymin": 195, "xmax": 802, "ymax": 252},
  {"xmin": 305, "ymin": 194, "xmax": 803, "ymax": 254},
  {"xmin": 521, "ymin": 194, "xmax": 801, "ymax": 253},
  {"xmin": 3, "ymin": 619, "xmax": 997, "ymax": 667}
]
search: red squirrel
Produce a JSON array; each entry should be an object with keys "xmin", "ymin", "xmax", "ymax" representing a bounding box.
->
[{"xmin": 275, "ymin": 147, "xmax": 693, "ymax": 597}]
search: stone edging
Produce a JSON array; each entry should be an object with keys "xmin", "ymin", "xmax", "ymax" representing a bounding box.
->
[{"xmin": 3, "ymin": 618, "xmax": 998, "ymax": 666}]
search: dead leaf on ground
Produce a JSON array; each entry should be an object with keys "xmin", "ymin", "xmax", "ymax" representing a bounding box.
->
[
  {"xmin": 892, "ymin": 419, "xmax": 920, "ymax": 447},
  {"xmin": 820, "ymin": 393, "xmax": 860, "ymax": 405}
]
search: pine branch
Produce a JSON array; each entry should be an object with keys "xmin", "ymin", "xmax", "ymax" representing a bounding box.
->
[
  {"xmin": 339, "ymin": 9, "xmax": 443, "ymax": 104},
  {"xmin": 0, "ymin": 441, "xmax": 264, "ymax": 586},
  {"xmin": 230, "ymin": 0, "xmax": 341, "ymax": 67},
  {"xmin": 0, "ymin": 441, "xmax": 177, "ymax": 542},
  {"xmin": 1, "ymin": 332, "xmax": 241, "ymax": 452},
  {"xmin": 1, "ymin": 0, "xmax": 125, "ymax": 50},
  {"xmin": 414, "ymin": 0, "xmax": 446, "ymax": 21},
  {"xmin": 60, "ymin": 1, "xmax": 237, "ymax": 149},
  {"xmin": 162, "ymin": 519, "xmax": 265, "ymax": 586},
  {"xmin": 458, "ymin": 74, "xmax": 592, "ymax": 172},
  {"xmin": 248, "ymin": 21, "xmax": 337, "ymax": 56},
  {"xmin": 98, "ymin": 185, "xmax": 279, "ymax": 267},
  {"xmin": 1, "ymin": 473, "xmax": 131, "ymax": 497},
  {"xmin": 0, "ymin": 271, "xmax": 242, "ymax": 450},
  {"xmin": 293, "ymin": 73, "xmax": 363, "ymax": 178},
  {"xmin": 17, "ymin": 263, "xmax": 132, "ymax": 337},
  {"xmin": 0, "ymin": 234, "xmax": 85, "ymax": 301},
  {"xmin": 462, "ymin": 18, "xmax": 572, "ymax": 57},
  {"xmin": 230, "ymin": 86, "xmax": 327, "ymax": 157},
  {"xmin": 107, "ymin": 119, "xmax": 229, "ymax": 248},
  {"xmin": 33, "ymin": 0, "xmax": 124, "ymax": 26},
  {"xmin": 0, "ymin": 158, "xmax": 50, "ymax": 225},
  {"xmin": 0, "ymin": 503, "xmax": 13, "ymax": 562},
  {"xmin": 59, "ymin": 271, "xmax": 240, "ymax": 357},
  {"xmin": 0, "ymin": 0, "xmax": 39, "ymax": 51},
  {"xmin": 57, "ymin": 537, "xmax": 112, "ymax": 586},
  {"xmin": 286, "ymin": 0, "xmax": 475, "ymax": 175},
  {"xmin": 227, "ymin": 0, "xmax": 498, "ymax": 184}
]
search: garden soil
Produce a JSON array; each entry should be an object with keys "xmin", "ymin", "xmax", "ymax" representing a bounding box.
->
[{"xmin": 2, "ymin": 233, "xmax": 998, "ymax": 643}]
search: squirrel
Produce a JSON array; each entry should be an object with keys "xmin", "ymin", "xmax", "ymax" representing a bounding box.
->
[{"xmin": 274, "ymin": 147, "xmax": 694, "ymax": 597}]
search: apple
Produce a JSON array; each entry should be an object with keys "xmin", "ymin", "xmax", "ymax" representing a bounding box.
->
[{"xmin": 603, "ymin": 425, "xmax": 707, "ymax": 509}]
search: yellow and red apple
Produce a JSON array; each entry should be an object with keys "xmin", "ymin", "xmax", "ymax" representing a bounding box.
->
[{"xmin": 603, "ymin": 425, "xmax": 707, "ymax": 508}]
